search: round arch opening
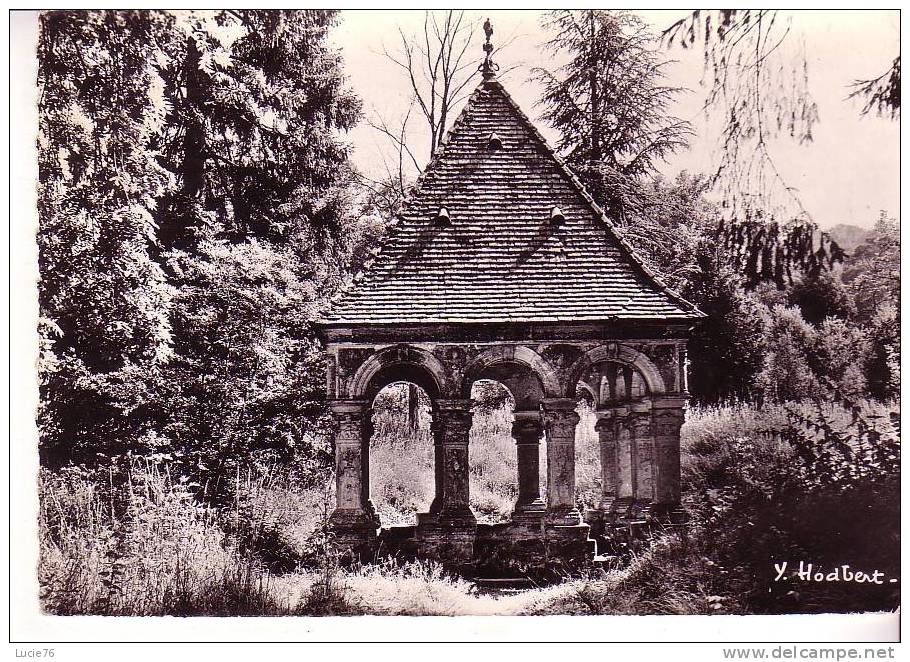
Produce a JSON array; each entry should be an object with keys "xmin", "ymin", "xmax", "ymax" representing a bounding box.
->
[
  {"xmin": 368, "ymin": 381, "xmax": 435, "ymax": 527},
  {"xmin": 468, "ymin": 379, "xmax": 519, "ymax": 523}
]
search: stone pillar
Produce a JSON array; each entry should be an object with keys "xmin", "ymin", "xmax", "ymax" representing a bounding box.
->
[
  {"xmin": 652, "ymin": 398, "xmax": 687, "ymax": 506},
  {"xmin": 630, "ymin": 409, "xmax": 655, "ymax": 504},
  {"xmin": 615, "ymin": 407, "xmax": 634, "ymax": 499},
  {"xmin": 542, "ymin": 398, "xmax": 582, "ymax": 525},
  {"xmin": 417, "ymin": 399, "xmax": 476, "ymax": 566},
  {"xmin": 427, "ymin": 399, "xmax": 476, "ymax": 524},
  {"xmin": 511, "ymin": 410, "xmax": 545, "ymax": 522},
  {"xmin": 594, "ymin": 410, "xmax": 618, "ymax": 511},
  {"xmin": 328, "ymin": 400, "xmax": 379, "ymax": 541}
]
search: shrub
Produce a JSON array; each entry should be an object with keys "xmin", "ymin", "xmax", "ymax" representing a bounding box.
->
[
  {"xmin": 756, "ymin": 305, "xmax": 821, "ymax": 401},
  {"xmin": 682, "ymin": 399, "xmax": 900, "ymax": 614}
]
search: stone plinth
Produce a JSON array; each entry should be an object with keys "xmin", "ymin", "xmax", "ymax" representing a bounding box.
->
[
  {"xmin": 415, "ymin": 514, "xmax": 477, "ymax": 567},
  {"xmin": 473, "ymin": 521, "xmax": 594, "ymax": 581}
]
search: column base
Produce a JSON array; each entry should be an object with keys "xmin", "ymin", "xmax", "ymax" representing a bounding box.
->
[
  {"xmin": 511, "ymin": 499, "xmax": 546, "ymax": 525},
  {"xmin": 328, "ymin": 506, "xmax": 380, "ymax": 560},
  {"xmin": 415, "ymin": 512, "xmax": 477, "ymax": 567},
  {"xmin": 545, "ymin": 505, "xmax": 584, "ymax": 526}
]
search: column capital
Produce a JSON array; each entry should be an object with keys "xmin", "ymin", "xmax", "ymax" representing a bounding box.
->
[
  {"xmin": 431, "ymin": 400, "xmax": 473, "ymax": 441},
  {"xmin": 511, "ymin": 410, "xmax": 542, "ymax": 443},
  {"xmin": 541, "ymin": 399, "xmax": 580, "ymax": 430},
  {"xmin": 629, "ymin": 411, "xmax": 652, "ymax": 434},
  {"xmin": 594, "ymin": 414, "xmax": 615, "ymax": 434},
  {"xmin": 435, "ymin": 398, "xmax": 474, "ymax": 413},
  {"xmin": 329, "ymin": 399, "xmax": 370, "ymax": 415}
]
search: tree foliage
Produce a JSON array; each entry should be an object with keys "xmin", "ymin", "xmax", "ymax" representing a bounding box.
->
[
  {"xmin": 684, "ymin": 241, "xmax": 766, "ymax": 404},
  {"xmin": 849, "ymin": 56, "xmax": 900, "ymax": 120},
  {"xmin": 37, "ymin": 10, "xmax": 360, "ymax": 479},
  {"xmin": 719, "ymin": 216, "xmax": 846, "ymax": 291},
  {"xmin": 154, "ymin": 10, "xmax": 361, "ymax": 247},
  {"xmin": 37, "ymin": 11, "xmax": 177, "ymax": 466},
  {"xmin": 663, "ymin": 10, "xmax": 820, "ymax": 218},
  {"xmin": 841, "ymin": 212, "xmax": 900, "ymax": 322},
  {"xmin": 787, "ymin": 271, "xmax": 854, "ymax": 325},
  {"xmin": 534, "ymin": 9, "xmax": 692, "ymax": 221}
]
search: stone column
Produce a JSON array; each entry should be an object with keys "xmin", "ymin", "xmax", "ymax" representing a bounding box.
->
[
  {"xmin": 594, "ymin": 410, "xmax": 618, "ymax": 511},
  {"xmin": 542, "ymin": 398, "xmax": 582, "ymax": 525},
  {"xmin": 428, "ymin": 399, "xmax": 476, "ymax": 524},
  {"xmin": 511, "ymin": 410, "xmax": 545, "ymax": 522},
  {"xmin": 417, "ymin": 399, "xmax": 476, "ymax": 566},
  {"xmin": 328, "ymin": 400, "xmax": 379, "ymax": 537},
  {"xmin": 652, "ymin": 398, "xmax": 687, "ymax": 506},
  {"xmin": 629, "ymin": 410, "xmax": 655, "ymax": 503},
  {"xmin": 614, "ymin": 407, "xmax": 634, "ymax": 499}
]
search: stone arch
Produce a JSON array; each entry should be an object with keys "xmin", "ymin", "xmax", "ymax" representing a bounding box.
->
[
  {"xmin": 348, "ymin": 345, "xmax": 448, "ymax": 401},
  {"xmin": 566, "ymin": 343, "xmax": 666, "ymax": 397},
  {"xmin": 576, "ymin": 380, "xmax": 597, "ymax": 403},
  {"xmin": 460, "ymin": 345, "xmax": 561, "ymax": 400}
]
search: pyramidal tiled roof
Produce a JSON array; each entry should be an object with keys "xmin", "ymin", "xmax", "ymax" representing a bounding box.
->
[{"xmin": 319, "ymin": 76, "xmax": 704, "ymax": 326}]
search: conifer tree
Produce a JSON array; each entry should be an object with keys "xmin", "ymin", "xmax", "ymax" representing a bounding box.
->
[
  {"xmin": 534, "ymin": 10, "xmax": 692, "ymax": 222},
  {"xmin": 37, "ymin": 10, "xmax": 176, "ymax": 465}
]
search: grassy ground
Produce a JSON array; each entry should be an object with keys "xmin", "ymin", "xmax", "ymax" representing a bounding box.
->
[{"xmin": 38, "ymin": 395, "xmax": 899, "ymax": 616}]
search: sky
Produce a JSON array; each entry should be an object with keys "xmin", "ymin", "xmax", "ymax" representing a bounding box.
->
[{"xmin": 331, "ymin": 9, "xmax": 900, "ymax": 229}]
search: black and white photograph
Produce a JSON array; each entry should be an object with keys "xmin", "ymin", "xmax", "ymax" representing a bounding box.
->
[{"xmin": 9, "ymin": 6, "xmax": 901, "ymax": 648}]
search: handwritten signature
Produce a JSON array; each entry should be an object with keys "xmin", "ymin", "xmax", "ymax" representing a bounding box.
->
[{"xmin": 773, "ymin": 561, "xmax": 898, "ymax": 584}]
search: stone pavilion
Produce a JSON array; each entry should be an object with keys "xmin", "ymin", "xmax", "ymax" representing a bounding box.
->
[{"xmin": 315, "ymin": 27, "xmax": 704, "ymax": 572}]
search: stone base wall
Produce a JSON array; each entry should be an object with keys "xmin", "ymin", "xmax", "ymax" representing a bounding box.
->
[{"xmin": 341, "ymin": 522, "xmax": 595, "ymax": 580}]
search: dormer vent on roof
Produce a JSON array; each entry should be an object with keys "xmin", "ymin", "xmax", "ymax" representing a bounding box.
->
[
  {"xmin": 434, "ymin": 206, "xmax": 451, "ymax": 226},
  {"xmin": 486, "ymin": 132, "xmax": 503, "ymax": 150},
  {"xmin": 550, "ymin": 206, "xmax": 566, "ymax": 225}
]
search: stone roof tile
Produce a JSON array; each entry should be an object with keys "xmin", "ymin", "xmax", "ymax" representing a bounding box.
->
[{"xmin": 319, "ymin": 77, "xmax": 704, "ymax": 326}]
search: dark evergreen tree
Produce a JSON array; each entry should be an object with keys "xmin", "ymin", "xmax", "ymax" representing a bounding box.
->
[
  {"xmin": 534, "ymin": 10, "xmax": 692, "ymax": 222},
  {"xmin": 37, "ymin": 11, "xmax": 176, "ymax": 466},
  {"xmin": 154, "ymin": 10, "xmax": 361, "ymax": 248}
]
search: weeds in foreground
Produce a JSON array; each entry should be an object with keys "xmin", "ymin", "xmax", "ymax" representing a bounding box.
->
[{"xmin": 38, "ymin": 398, "xmax": 899, "ymax": 616}]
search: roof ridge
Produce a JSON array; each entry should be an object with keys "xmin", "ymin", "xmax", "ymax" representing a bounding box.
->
[{"xmin": 483, "ymin": 79, "xmax": 703, "ymax": 316}]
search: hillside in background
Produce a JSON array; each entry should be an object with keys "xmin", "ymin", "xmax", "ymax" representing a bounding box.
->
[{"xmin": 827, "ymin": 223, "xmax": 872, "ymax": 254}]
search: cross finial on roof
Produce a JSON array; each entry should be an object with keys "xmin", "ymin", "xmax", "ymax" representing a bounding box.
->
[{"xmin": 480, "ymin": 18, "xmax": 499, "ymax": 80}]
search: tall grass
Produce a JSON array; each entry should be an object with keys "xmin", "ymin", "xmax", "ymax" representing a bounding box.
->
[
  {"xmin": 38, "ymin": 461, "xmax": 291, "ymax": 615},
  {"xmin": 39, "ymin": 396, "xmax": 898, "ymax": 615}
]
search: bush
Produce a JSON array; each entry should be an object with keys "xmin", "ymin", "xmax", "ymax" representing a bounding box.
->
[
  {"xmin": 756, "ymin": 305, "xmax": 821, "ymax": 401},
  {"xmin": 682, "ymin": 399, "xmax": 900, "ymax": 614}
]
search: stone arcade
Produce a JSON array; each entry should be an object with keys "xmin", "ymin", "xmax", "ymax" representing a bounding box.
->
[{"xmin": 315, "ymin": 32, "xmax": 704, "ymax": 573}]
